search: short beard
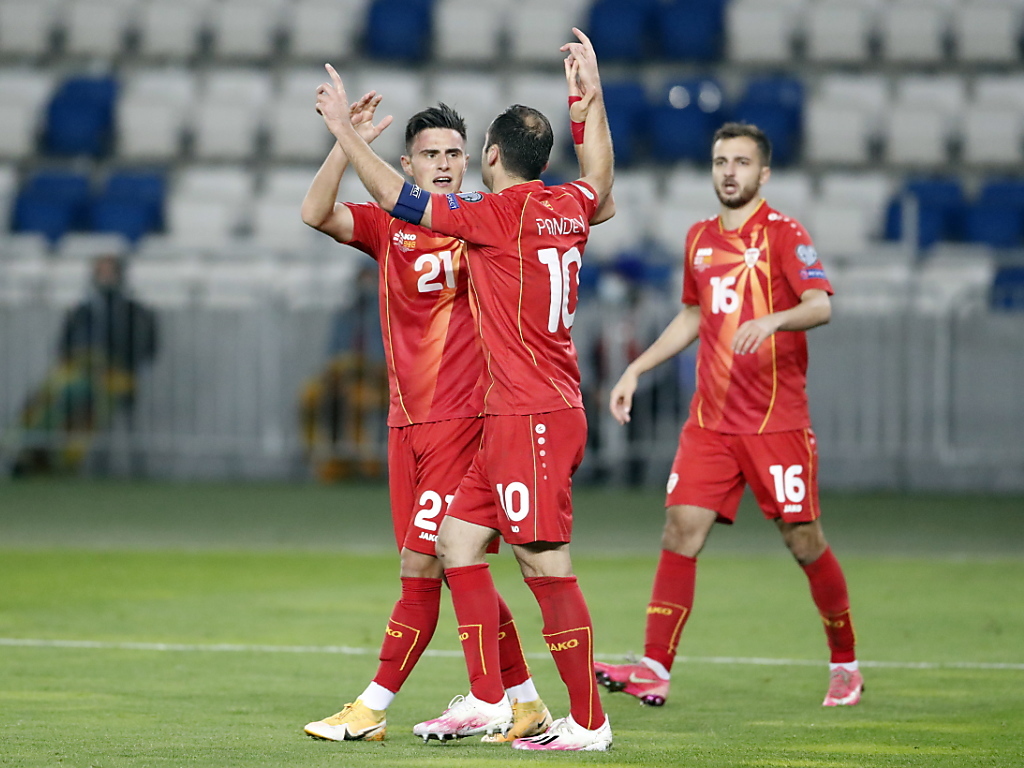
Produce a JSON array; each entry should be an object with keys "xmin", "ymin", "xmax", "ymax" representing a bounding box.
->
[{"xmin": 716, "ymin": 183, "xmax": 759, "ymax": 209}]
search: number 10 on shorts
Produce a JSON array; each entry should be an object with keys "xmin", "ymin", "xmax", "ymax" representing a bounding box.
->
[{"xmin": 496, "ymin": 482, "xmax": 530, "ymax": 533}]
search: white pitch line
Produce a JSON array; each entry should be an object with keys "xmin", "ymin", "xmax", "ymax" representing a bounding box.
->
[{"xmin": 1, "ymin": 638, "xmax": 1022, "ymax": 671}]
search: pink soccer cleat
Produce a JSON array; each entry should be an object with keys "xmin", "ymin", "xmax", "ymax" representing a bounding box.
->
[
  {"xmin": 594, "ymin": 660, "xmax": 670, "ymax": 706},
  {"xmin": 512, "ymin": 714, "xmax": 611, "ymax": 752},
  {"xmin": 822, "ymin": 667, "xmax": 864, "ymax": 707},
  {"xmin": 412, "ymin": 693, "xmax": 512, "ymax": 741}
]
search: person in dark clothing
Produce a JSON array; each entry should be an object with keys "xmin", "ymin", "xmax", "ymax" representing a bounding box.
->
[{"xmin": 11, "ymin": 253, "xmax": 158, "ymax": 475}]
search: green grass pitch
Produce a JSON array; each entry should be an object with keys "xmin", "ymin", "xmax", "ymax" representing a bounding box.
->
[{"xmin": 1, "ymin": 480, "xmax": 1022, "ymax": 767}]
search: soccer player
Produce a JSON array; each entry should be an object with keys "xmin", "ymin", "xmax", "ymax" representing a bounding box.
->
[
  {"xmin": 299, "ymin": 93, "xmax": 551, "ymax": 743},
  {"xmin": 312, "ymin": 28, "xmax": 616, "ymax": 751},
  {"xmin": 594, "ymin": 122, "xmax": 863, "ymax": 708}
]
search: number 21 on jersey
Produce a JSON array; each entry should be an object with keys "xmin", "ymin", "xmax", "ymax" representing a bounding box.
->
[{"xmin": 415, "ymin": 250, "xmax": 456, "ymax": 293}]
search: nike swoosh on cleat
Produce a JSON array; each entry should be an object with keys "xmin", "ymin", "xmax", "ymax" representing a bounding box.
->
[{"xmin": 628, "ymin": 673, "xmax": 661, "ymax": 684}]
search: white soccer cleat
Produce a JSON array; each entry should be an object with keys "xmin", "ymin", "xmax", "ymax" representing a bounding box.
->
[
  {"xmin": 511, "ymin": 714, "xmax": 612, "ymax": 752},
  {"xmin": 822, "ymin": 668, "xmax": 864, "ymax": 707},
  {"xmin": 412, "ymin": 692, "xmax": 513, "ymax": 742}
]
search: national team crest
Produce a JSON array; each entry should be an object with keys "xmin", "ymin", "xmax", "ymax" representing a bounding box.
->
[{"xmin": 744, "ymin": 247, "xmax": 760, "ymax": 268}]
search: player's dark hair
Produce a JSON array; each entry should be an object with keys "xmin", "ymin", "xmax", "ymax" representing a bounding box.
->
[
  {"xmin": 712, "ymin": 122, "xmax": 772, "ymax": 166},
  {"xmin": 404, "ymin": 103, "xmax": 467, "ymax": 153},
  {"xmin": 485, "ymin": 105, "xmax": 553, "ymax": 181}
]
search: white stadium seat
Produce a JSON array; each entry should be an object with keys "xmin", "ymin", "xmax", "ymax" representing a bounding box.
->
[
  {"xmin": 430, "ymin": 72, "xmax": 506, "ymax": 150},
  {"xmin": 953, "ymin": 3, "xmax": 1022, "ymax": 63},
  {"xmin": 286, "ymin": 0, "xmax": 367, "ymax": 62},
  {"xmin": 191, "ymin": 102, "xmax": 261, "ymax": 161},
  {"xmin": 0, "ymin": 103, "xmax": 42, "ymax": 160},
  {"xmin": 960, "ymin": 107, "xmax": 1023, "ymax": 167},
  {"xmin": 355, "ymin": 69, "xmax": 428, "ymax": 165},
  {"xmin": 117, "ymin": 100, "xmax": 187, "ymax": 160},
  {"xmin": 883, "ymin": 105, "xmax": 950, "ymax": 166},
  {"xmin": 879, "ymin": 3, "xmax": 949, "ymax": 63},
  {"xmin": 761, "ymin": 171, "xmax": 813, "ymax": 222},
  {"xmin": 266, "ymin": 99, "xmax": 334, "ymax": 162},
  {"xmin": 507, "ymin": 0, "xmax": 586, "ymax": 63},
  {"xmin": 804, "ymin": 102, "xmax": 873, "ymax": 165},
  {"xmin": 974, "ymin": 75, "xmax": 1024, "ymax": 111},
  {"xmin": 64, "ymin": 0, "xmax": 135, "ymax": 58},
  {"xmin": 434, "ymin": 0, "xmax": 504, "ymax": 63},
  {"xmin": 804, "ymin": 201, "xmax": 873, "ymax": 260},
  {"xmin": 817, "ymin": 74, "xmax": 891, "ymax": 133},
  {"xmin": 818, "ymin": 172, "xmax": 894, "ymax": 238},
  {"xmin": 261, "ymin": 168, "xmax": 319, "ymax": 203},
  {"xmin": 0, "ymin": 0, "xmax": 60, "ymax": 57},
  {"xmin": 165, "ymin": 199, "xmax": 239, "ymax": 249},
  {"xmin": 804, "ymin": 3, "xmax": 874, "ymax": 64},
  {"xmin": 134, "ymin": 1, "xmax": 205, "ymax": 60},
  {"xmin": 128, "ymin": 258, "xmax": 202, "ymax": 309},
  {"xmin": 251, "ymin": 199, "xmax": 323, "ymax": 252},
  {"xmin": 209, "ymin": 0, "xmax": 283, "ymax": 61},
  {"xmin": 726, "ymin": 0, "xmax": 802, "ymax": 64},
  {"xmin": 176, "ymin": 166, "xmax": 256, "ymax": 206}
]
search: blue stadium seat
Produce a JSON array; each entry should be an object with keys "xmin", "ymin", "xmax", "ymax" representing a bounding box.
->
[
  {"xmin": 963, "ymin": 205, "xmax": 1024, "ymax": 248},
  {"xmin": 655, "ymin": 0, "xmax": 726, "ymax": 62},
  {"xmin": 728, "ymin": 103, "xmax": 798, "ymax": 166},
  {"xmin": 991, "ymin": 266, "xmax": 1024, "ymax": 310},
  {"xmin": 87, "ymin": 170, "xmax": 167, "ymax": 243},
  {"xmin": 649, "ymin": 78, "xmax": 723, "ymax": 163},
  {"xmin": 365, "ymin": 0, "xmax": 432, "ymax": 61},
  {"xmin": 602, "ymin": 81, "xmax": 648, "ymax": 166},
  {"xmin": 588, "ymin": 0, "xmax": 656, "ymax": 63},
  {"xmin": 13, "ymin": 171, "xmax": 92, "ymax": 243},
  {"xmin": 44, "ymin": 76, "xmax": 118, "ymax": 157},
  {"xmin": 885, "ymin": 178, "xmax": 966, "ymax": 248}
]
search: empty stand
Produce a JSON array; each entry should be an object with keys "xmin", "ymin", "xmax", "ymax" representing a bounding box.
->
[
  {"xmin": 726, "ymin": 0, "xmax": 800, "ymax": 64},
  {"xmin": 952, "ymin": 3, "xmax": 1022, "ymax": 63},
  {"xmin": 433, "ymin": 0, "xmax": 503, "ymax": 62},
  {"xmin": 507, "ymin": 0, "xmax": 587, "ymax": 63},
  {"xmin": 804, "ymin": 3, "xmax": 873, "ymax": 64},
  {"xmin": 286, "ymin": 0, "xmax": 366, "ymax": 62}
]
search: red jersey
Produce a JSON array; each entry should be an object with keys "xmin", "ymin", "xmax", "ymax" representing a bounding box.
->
[
  {"xmin": 429, "ymin": 181, "xmax": 600, "ymax": 415},
  {"xmin": 682, "ymin": 199, "xmax": 833, "ymax": 434},
  {"xmin": 344, "ymin": 202, "xmax": 484, "ymax": 427}
]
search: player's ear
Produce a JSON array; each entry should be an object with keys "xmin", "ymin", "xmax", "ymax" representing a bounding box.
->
[
  {"xmin": 759, "ymin": 165, "xmax": 771, "ymax": 186},
  {"xmin": 485, "ymin": 143, "xmax": 500, "ymax": 168},
  {"xmin": 399, "ymin": 155, "xmax": 413, "ymax": 177}
]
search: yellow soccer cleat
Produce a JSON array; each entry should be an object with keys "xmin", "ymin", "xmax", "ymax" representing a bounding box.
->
[
  {"xmin": 481, "ymin": 698, "xmax": 553, "ymax": 744},
  {"xmin": 304, "ymin": 699, "xmax": 387, "ymax": 741}
]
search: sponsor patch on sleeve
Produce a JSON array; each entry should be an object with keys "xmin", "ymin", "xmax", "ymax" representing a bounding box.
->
[
  {"xmin": 800, "ymin": 268, "xmax": 828, "ymax": 280},
  {"xmin": 457, "ymin": 191, "xmax": 483, "ymax": 203},
  {"xmin": 446, "ymin": 193, "xmax": 460, "ymax": 210},
  {"xmin": 796, "ymin": 244, "xmax": 819, "ymax": 266}
]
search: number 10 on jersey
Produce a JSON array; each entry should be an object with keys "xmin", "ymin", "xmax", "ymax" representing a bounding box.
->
[{"xmin": 538, "ymin": 247, "xmax": 582, "ymax": 333}]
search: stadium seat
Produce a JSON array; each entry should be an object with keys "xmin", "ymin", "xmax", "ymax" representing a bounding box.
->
[
  {"xmin": 507, "ymin": 0, "xmax": 587, "ymax": 63},
  {"xmin": 974, "ymin": 74, "xmax": 1024, "ymax": 112},
  {"xmin": 430, "ymin": 72, "xmax": 506, "ymax": 150},
  {"xmin": 0, "ymin": 103, "xmax": 42, "ymax": 160},
  {"xmin": 354, "ymin": 69, "xmax": 426, "ymax": 163},
  {"xmin": 914, "ymin": 248, "xmax": 996, "ymax": 314},
  {"xmin": 267, "ymin": 99, "xmax": 333, "ymax": 162},
  {"xmin": 804, "ymin": 102, "xmax": 872, "ymax": 166},
  {"xmin": 262, "ymin": 167, "xmax": 318, "ymax": 203},
  {"xmin": 879, "ymin": 3, "xmax": 949, "ymax": 63},
  {"xmin": 655, "ymin": 0, "xmax": 725, "ymax": 62},
  {"xmin": 45, "ymin": 258, "xmax": 93, "ymax": 308},
  {"xmin": 725, "ymin": 0, "xmax": 801, "ymax": 64},
  {"xmin": 13, "ymin": 171, "xmax": 92, "ymax": 243},
  {"xmin": 286, "ymin": 0, "xmax": 366, "ymax": 61},
  {"xmin": 251, "ymin": 199, "xmax": 322, "ymax": 252},
  {"xmin": 55, "ymin": 232, "xmax": 131, "ymax": 261},
  {"xmin": 962, "ymin": 179, "xmax": 1024, "ymax": 248},
  {"xmin": 134, "ymin": 0, "xmax": 205, "ymax": 60},
  {"xmin": 587, "ymin": 0, "xmax": 656, "ymax": 63},
  {"xmin": 365, "ymin": 0, "xmax": 432, "ymax": 62},
  {"xmin": 804, "ymin": 2, "xmax": 873, "ymax": 63},
  {"xmin": 819, "ymin": 172, "xmax": 894, "ymax": 240},
  {"xmin": 762, "ymin": 171, "xmax": 812, "ymax": 222},
  {"xmin": 88, "ymin": 171, "xmax": 167, "ymax": 243},
  {"xmin": 63, "ymin": 0, "xmax": 132, "ymax": 58},
  {"xmin": 804, "ymin": 200, "xmax": 873, "ymax": 260},
  {"xmin": 649, "ymin": 78, "xmax": 723, "ymax": 163},
  {"xmin": 209, "ymin": 0, "xmax": 284, "ymax": 61},
  {"xmin": 127, "ymin": 257, "xmax": 202, "ymax": 308},
  {"xmin": 44, "ymin": 76, "xmax": 119, "ymax": 157},
  {"xmin": 952, "ymin": 3, "xmax": 1022, "ymax": 63},
  {"xmin": 885, "ymin": 178, "xmax": 966, "ymax": 248},
  {"xmin": 601, "ymin": 81, "xmax": 649, "ymax": 167},
  {"xmin": 961, "ymin": 108, "xmax": 1023, "ymax": 167},
  {"xmin": 433, "ymin": 0, "xmax": 503, "ymax": 62},
  {"xmin": 991, "ymin": 266, "xmax": 1024, "ymax": 310},
  {"xmin": 116, "ymin": 69, "xmax": 195, "ymax": 161},
  {"xmin": 883, "ymin": 105, "xmax": 951, "ymax": 166},
  {"xmin": 191, "ymin": 102, "xmax": 261, "ymax": 161},
  {"xmin": 0, "ymin": 0, "xmax": 58, "ymax": 57}
]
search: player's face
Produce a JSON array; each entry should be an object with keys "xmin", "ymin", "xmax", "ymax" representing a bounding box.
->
[
  {"xmin": 711, "ymin": 136, "xmax": 770, "ymax": 210},
  {"xmin": 400, "ymin": 128, "xmax": 468, "ymax": 194}
]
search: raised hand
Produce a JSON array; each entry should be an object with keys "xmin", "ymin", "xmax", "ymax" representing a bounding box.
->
[
  {"xmin": 315, "ymin": 63, "xmax": 354, "ymax": 139},
  {"xmin": 560, "ymin": 27, "xmax": 601, "ymax": 97},
  {"xmin": 349, "ymin": 91, "xmax": 394, "ymax": 144},
  {"xmin": 564, "ymin": 57, "xmax": 593, "ymax": 123}
]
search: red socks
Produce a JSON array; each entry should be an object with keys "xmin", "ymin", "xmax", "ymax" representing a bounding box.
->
[
  {"xmin": 496, "ymin": 594, "xmax": 531, "ymax": 689},
  {"xmin": 372, "ymin": 576, "xmax": 442, "ymax": 694},
  {"xmin": 445, "ymin": 563, "xmax": 506, "ymax": 704},
  {"xmin": 643, "ymin": 550, "xmax": 697, "ymax": 673},
  {"xmin": 802, "ymin": 547, "xmax": 857, "ymax": 664},
  {"xmin": 526, "ymin": 576, "xmax": 604, "ymax": 730}
]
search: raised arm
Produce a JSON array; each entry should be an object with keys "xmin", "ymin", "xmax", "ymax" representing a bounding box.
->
[
  {"xmin": 314, "ymin": 64, "xmax": 435, "ymax": 229},
  {"xmin": 560, "ymin": 28, "xmax": 614, "ymax": 209},
  {"xmin": 609, "ymin": 304, "xmax": 701, "ymax": 425},
  {"xmin": 565, "ymin": 55, "xmax": 615, "ymax": 225},
  {"xmin": 301, "ymin": 91, "xmax": 393, "ymax": 242}
]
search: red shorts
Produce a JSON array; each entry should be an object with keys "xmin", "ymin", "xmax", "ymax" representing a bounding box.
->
[
  {"xmin": 666, "ymin": 422, "xmax": 822, "ymax": 524},
  {"xmin": 446, "ymin": 409, "xmax": 587, "ymax": 545},
  {"xmin": 388, "ymin": 417, "xmax": 490, "ymax": 556}
]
